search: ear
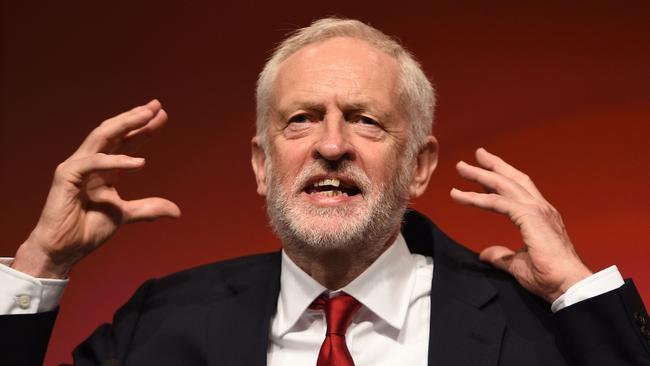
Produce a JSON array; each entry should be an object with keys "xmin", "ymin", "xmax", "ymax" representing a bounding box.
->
[
  {"xmin": 409, "ymin": 135, "xmax": 438, "ymax": 198},
  {"xmin": 251, "ymin": 136, "xmax": 268, "ymax": 196}
]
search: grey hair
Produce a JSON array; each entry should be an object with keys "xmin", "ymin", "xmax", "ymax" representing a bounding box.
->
[{"xmin": 255, "ymin": 17, "xmax": 436, "ymax": 157}]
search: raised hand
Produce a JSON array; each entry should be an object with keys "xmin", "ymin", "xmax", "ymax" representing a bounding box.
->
[
  {"xmin": 12, "ymin": 100, "xmax": 181, "ymax": 279},
  {"xmin": 450, "ymin": 148, "xmax": 592, "ymax": 303}
]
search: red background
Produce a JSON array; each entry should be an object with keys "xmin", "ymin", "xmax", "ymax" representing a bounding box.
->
[{"xmin": 1, "ymin": 2, "xmax": 648, "ymax": 364}]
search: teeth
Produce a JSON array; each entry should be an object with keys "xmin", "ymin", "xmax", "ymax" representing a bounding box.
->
[
  {"xmin": 313, "ymin": 178, "xmax": 341, "ymax": 188},
  {"xmin": 319, "ymin": 190, "xmax": 347, "ymax": 197}
]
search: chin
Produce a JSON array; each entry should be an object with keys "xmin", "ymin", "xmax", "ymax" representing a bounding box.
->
[{"xmin": 283, "ymin": 206, "xmax": 372, "ymax": 249}]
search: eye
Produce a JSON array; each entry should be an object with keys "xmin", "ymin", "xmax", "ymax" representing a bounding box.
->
[
  {"xmin": 358, "ymin": 116, "xmax": 379, "ymax": 125},
  {"xmin": 288, "ymin": 113, "xmax": 314, "ymax": 123},
  {"xmin": 349, "ymin": 114, "xmax": 380, "ymax": 126}
]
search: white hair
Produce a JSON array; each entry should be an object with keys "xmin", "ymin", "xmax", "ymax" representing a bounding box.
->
[{"xmin": 255, "ymin": 17, "xmax": 436, "ymax": 157}]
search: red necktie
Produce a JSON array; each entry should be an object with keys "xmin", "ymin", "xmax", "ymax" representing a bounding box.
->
[{"xmin": 310, "ymin": 293, "xmax": 362, "ymax": 366}]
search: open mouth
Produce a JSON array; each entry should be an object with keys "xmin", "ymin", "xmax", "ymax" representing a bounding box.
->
[{"xmin": 303, "ymin": 177, "xmax": 362, "ymax": 197}]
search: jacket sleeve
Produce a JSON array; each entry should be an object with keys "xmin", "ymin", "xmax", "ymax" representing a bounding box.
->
[
  {"xmin": 0, "ymin": 279, "xmax": 155, "ymax": 366},
  {"xmin": 554, "ymin": 280, "xmax": 650, "ymax": 365},
  {"xmin": 0, "ymin": 309, "xmax": 58, "ymax": 366}
]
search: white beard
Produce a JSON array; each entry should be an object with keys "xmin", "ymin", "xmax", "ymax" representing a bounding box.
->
[{"xmin": 265, "ymin": 154, "xmax": 413, "ymax": 252}]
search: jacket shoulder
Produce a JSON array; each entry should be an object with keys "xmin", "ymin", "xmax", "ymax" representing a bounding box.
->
[{"xmin": 144, "ymin": 251, "xmax": 281, "ymax": 304}]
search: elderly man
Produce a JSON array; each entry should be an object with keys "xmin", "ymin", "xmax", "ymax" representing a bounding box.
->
[{"xmin": 2, "ymin": 18, "xmax": 649, "ymax": 366}]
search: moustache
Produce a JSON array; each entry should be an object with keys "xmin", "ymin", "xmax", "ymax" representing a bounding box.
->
[{"xmin": 292, "ymin": 160, "xmax": 371, "ymax": 196}]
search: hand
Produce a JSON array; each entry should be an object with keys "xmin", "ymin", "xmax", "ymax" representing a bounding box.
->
[
  {"xmin": 12, "ymin": 100, "xmax": 181, "ymax": 279},
  {"xmin": 450, "ymin": 148, "xmax": 592, "ymax": 303}
]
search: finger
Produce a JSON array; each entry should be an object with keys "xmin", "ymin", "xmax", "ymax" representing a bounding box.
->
[
  {"xmin": 72, "ymin": 100, "xmax": 162, "ymax": 158},
  {"xmin": 57, "ymin": 154, "xmax": 145, "ymax": 184},
  {"xmin": 450, "ymin": 188, "xmax": 516, "ymax": 215},
  {"xmin": 475, "ymin": 148, "xmax": 545, "ymax": 200},
  {"xmin": 98, "ymin": 109, "xmax": 168, "ymax": 185},
  {"xmin": 121, "ymin": 197, "xmax": 181, "ymax": 223},
  {"xmin": 456, "ymin": 160, "xmax": 533, "ymax": 202},
  {"xmin": 112, "ymin": 99, "xmax": 162, "ymax": 121},
  {"xmin": 479, "ymin": 245, "xmax": 516, "ymax": 273},
  {"xmin": 115, "ymin": 109, "xmax": 168, "ymax": 155}
]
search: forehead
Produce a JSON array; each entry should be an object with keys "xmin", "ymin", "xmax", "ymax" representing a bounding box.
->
[{"xmin": 273, "ymin": 37, "xmax": 401, "ymax": 109}]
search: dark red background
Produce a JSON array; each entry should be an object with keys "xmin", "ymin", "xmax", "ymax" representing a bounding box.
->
[{"xmin": 2, "ymin": 2, "xmax": 648, "ymax": 364}]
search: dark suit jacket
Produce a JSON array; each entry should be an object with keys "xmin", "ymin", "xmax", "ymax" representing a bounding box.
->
[{"xmin": 3, "ymin": 210, "xmax": 650, "ymax": 365}]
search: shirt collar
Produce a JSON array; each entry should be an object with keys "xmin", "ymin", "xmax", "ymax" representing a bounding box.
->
[
  {"xmin": 342, "ymin": 234, "xmax": 415, "ymax": 330},
  {"xmin": 276, "ymin": 233, "xmax": 416, "ymax": 335},
  {"xmin": 276, "ymin": 249, "xmax": 327, "ymax": 336}
]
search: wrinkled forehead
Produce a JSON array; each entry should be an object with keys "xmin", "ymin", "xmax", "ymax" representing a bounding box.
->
[{"xmin": 272, "ymin": 37, "xmax": 401, "ymax": 109}]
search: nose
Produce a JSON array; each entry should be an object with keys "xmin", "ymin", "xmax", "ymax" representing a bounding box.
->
[{"xmin": 314, "ymin": 115, "xmax": 354, "ymax": 162}]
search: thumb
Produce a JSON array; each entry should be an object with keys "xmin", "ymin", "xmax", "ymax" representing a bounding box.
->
[
  {"xmin": 480, "ymin": 245, "xmax": 516, "ymax": 273},
  {"xmin": 122, "ymin": 197, "xmax": 181, "ymax": 223}
]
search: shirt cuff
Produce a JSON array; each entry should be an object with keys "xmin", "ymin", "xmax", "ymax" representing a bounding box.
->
[
  {"xmin": 551, "ymin": 265, "xmax": 624, "ymax": 313},
  {"xmin": 0, "ymin": 257, "xmax": 68, "ymax": 314}
]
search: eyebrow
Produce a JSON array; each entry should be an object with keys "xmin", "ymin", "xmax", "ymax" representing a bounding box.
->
[
  {"xmin": 275, "ymin": 102, "xmax": 321, "ymax": 122},
  {"xmin": 276, "ymin": 99, "xmax": 393, "ymax": 121}
]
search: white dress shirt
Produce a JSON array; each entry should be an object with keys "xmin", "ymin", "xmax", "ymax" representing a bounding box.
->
[{"xmin": 268, "ymin": 234, "xmax": 432, "ymax": 366}]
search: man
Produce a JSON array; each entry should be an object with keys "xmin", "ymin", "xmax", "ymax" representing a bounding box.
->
[{"xmin": 1, "ymin": 17, "xmax": 649, "ymax": 365}]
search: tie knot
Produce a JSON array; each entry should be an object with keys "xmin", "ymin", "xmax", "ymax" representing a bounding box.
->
[{"xmin": 311, "ymin": 293, "xmax": 361, "ymax": 335}]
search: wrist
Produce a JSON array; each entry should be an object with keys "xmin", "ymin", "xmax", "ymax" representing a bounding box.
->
[
  {"xmin": 12, "ymin": 236, "xmax": 70, "ymax": 279},
  {"xmin": 548, "ymin": 264, "xmax": 593, "ymax": 303}
]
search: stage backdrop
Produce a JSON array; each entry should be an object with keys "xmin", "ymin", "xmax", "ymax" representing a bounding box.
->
[{"xmin": 1, "ymin": 2, "xmax": 648, "ymax": 364}]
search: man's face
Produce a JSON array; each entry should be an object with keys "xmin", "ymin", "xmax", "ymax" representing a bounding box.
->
[{"xmin": 255, "ymin": 37, "xmax": 415, "ymax": 250}]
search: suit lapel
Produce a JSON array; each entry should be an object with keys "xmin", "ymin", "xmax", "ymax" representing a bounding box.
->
[
  {"xmin": 206, "ymin": 254, "xmax": 281, "ymax": 366},
  {"xmin": 427, "ymin": 259, "xmax": 504, "ymax": 366},
  {"xmin": 403, "ymin": 210, "xmax": 504, "ymax": 366}
]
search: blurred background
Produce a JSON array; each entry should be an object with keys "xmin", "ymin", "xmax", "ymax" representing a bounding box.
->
[{"xmin": 2, "ymin": 1, "xmax": 648, "ymax": 364}]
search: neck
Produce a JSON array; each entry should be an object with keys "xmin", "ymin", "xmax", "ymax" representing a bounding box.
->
[{"xmin": 283, "ymin": 229, "xmax": 399, "ymax": 289}]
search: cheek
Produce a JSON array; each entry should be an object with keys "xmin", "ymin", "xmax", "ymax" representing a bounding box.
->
[
  {"xmin": 270, "ymin": 143, "xmax": 312, "ymax": 185},
  {"xmin": 357, "ymin": 144, "xmax": 402, "ymax": 180},
  {"xmin": 275, "ymin": 148, "xmax": 308, "ymax": 175}
]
